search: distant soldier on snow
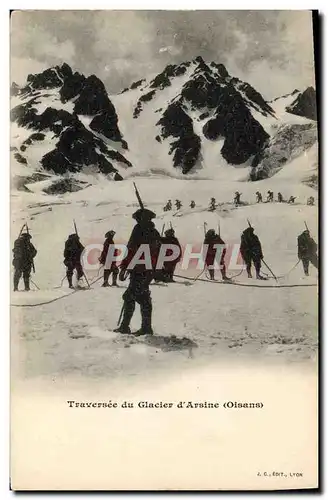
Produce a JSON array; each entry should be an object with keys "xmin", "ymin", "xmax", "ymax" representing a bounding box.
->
[
  {"xmin": 256, "ymin": 191, "xmax": 263, "ymax": 203},
  {"xmin": 307, "ymin": 196, "xmax": 315, "ymax": 206},
  {"xmin": 204, "ymin": 229, "xmax": 228, "ymax": 281},
  {"xmin": 288, "ymin": 196, "xmax": 296, "ymax": 204},
  {"xmin": 234, "ymin": 191, "xmax": 241, "ymax": 206},
  {"xmin": 12, "ymin": 232, "xmax": 37, "ymax": 291},
  {"xmin": 164, "ymin": 199, "xmax": 172, "ymax": 211},
  {"xmin": 99, "ymin": 230, "xmax": 119, "ymax": 287},
  {"xmin": 161, "ymin": 227, "xmax": 182, "ymax": 282},
  {"xmin": 209, "ymin": 197, "xmax": 216, "ymax": 211},
  {"xmin": 190, "ymin": 200, "xmax": 196, "ymax": 209},
  {"xmin": 175, "ymin": 199, "xmax": 182, "ymax": 210},
  {"xmin": 267, "ymin": 190, "xmax": 274, "ymax": 202},
  {"xmin": 240, "ymin": 226, "xmax": 265, "ymax": 279},
  {"xmin": 277, "ymin": 192, "xmax": 284, "ymax": 203},
  {"xmin": 114, "ymin": 202, "xmax": 161, "ymax": 336},
  {"xmin": 64, "ymin": 234, "xmax": 85, "ymax": 289},
  {"xmin": 297, "ymin": 229, "xmax": 318, "ymax": 276}
]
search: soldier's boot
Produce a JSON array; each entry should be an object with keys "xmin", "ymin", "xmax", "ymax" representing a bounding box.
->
[
  {"xmin": 134, "ymin": 300, "xmax": 153, "ymax": 336},
  {"xmin": 208, "ymin": 269, "xmax": 215, "ymax": 280},
  {"xmin": 67, "ymin": 275, "xmax": 74, "ymax": 289},
  {"xmin": 23, "ymin": 271, "xmax": 30, "ymax": 291},
  {"xmin": 102, "ymin": 269, "xmax": 110, "ymax": 287},
  {"xmin": 114, "ymin": 300, "xmax": 135, "ymax": 334},
  {"xmin": 13, "ymin": 269, "xmax": 20, "ymax": 291},
  {"xmin": 112, "ymin": 268, "xmax": 119, "ymax": 286},
  {"xmin": 255, "ymin": 262, "xmax": 265, "ymax": 280}
]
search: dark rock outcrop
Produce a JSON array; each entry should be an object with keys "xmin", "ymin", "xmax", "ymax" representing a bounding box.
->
[
  {"xmin": 286, "ymin": 87, "xmax": 317, "ymax": 121},
  {"xmin": 10, "ymin": 64, "xmax": 131, "ymax": 182},
  {"xmin": 157, "ymin": 102, "xmax": 201, "ymax": 173},
  {"xmin": 202, "ymin": 85, "xmax": 269, "ymax": 164}
]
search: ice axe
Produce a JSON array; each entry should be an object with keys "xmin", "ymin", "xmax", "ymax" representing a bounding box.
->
[
  {"xmin": 247, "ymin": 219, "xmax": 252, "ymax": 228},
  {"xmin": 304, "ymin": 221, "xmax": 309, "ymax": 232},
  {"xmin": 203, "ymin": 222, "xmax": 207, "ymax": 236},
  {"xmin": 161, "ymin": 223, "xmax": 165, "ymax": 236}
]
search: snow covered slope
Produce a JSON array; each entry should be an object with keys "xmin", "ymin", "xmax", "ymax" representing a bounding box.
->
[{"xmin": 11, "ymin": 172, "xmax": 318, "ymax": 380}]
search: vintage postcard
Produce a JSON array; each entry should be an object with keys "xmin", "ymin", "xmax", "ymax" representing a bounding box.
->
[{"xmin": 10, "ymin": 10, "xmax": 318, "ymax": 490}]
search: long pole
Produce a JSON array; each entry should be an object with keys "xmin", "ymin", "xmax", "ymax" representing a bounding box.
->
[
  {"xmin": 203, "ymin": 222, "xmax": 207, "ymax": 236},
  {"xmin": 262, "ymin": 259, "xmax": 278, "ymax": 282},
  {"xmin": 25, "ymin": 224, "xmax": 36, "ymax": 273},
  {"xmin": 161, "ymin": 224, "xmax": 165, "ymax": 236},
  {"xmin": 117, "ymin": 303, "xmax": 125, "ymax": 326},
  {"xmin": 18, "ymin": 223, "xmax": 26, "ymax": 237}
]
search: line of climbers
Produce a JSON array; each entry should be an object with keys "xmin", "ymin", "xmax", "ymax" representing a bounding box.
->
[
  {"xmin": 163, "ymin": 193, "xmax": 315, "ymax": 211},
  {"xmin": 11, "ymin": 181, "xmax": 318, "ymax": 337},
  {"xmin": 12, "ymin": 221, "xmax": 318, "ymax": 293}
]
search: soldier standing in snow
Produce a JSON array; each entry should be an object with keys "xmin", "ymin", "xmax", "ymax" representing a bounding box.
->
[
  {"xmin": 99, "ymin": 230, "xmax": 118, "ymax": 287},
  {"xmin": 204, "ymin": 229, "xmax": 228, "ymax": 281},
  {"xmin": 114, "ymin": 185, "xmax": 161, "ymax": 336},
  {"xmin": 277, "ymin": 192, "xmax": 284, "ymax": 203},
  {"xmin": 297, "ymin": 229, "xmax": 318, "ymax": 276},
  {"xmin": 234, "ymin": 191, "xmax": 241, "ymax": 206},
  {"xmin": 161, "ymin": 228, "xmax": 182, "ymax": 282},
  {"xmin": 175, "ymin": 200, "xmax": 182, "ymax": 210},
  {"xmin": 208, "ymin": 197, "xmax": 216, "ymax": 211},
  {"xmin": 64, "ymin": 234, "xmax": 85, "ymax": 289},
  {"xmin": 307, "ymin": 196, "xmax": 315, "ymax": 206},
  {"xmin": 12, "ymin": 233, "xmax": 37, "ymax": 291},
  {"xmin": 256, "ymin": 191, "xmax": 263, "ymax": 203},
  {"xmin": 190, "ymin": 200, "xmax": 196, "ymax": 209},
  {"xmin": 240, "ymin": 226, "xmax": 265, "ymax": 279},
  {"xmin": 267, "ymin": 191, "xmax": 274, "ymax": 202}
]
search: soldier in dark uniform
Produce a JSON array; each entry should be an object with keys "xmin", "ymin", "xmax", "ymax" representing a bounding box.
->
[
  {"xmin": 12, "ymin": 233, "xmax": 37, "ymax": 291},
  {"xmin": 190, "ymin": 200, "xmax": 196, "ymax": 209},
  {"xmin": 297, "ymin": 230, "xmax": 318, "ymax": 276},
  {"xmin": 114, "ymin": 208, "xmax": 161, "ymax": 336},
  {"xmin": 175, "ymin": 200, "xmax": 182, "ymax": 210},
  {"xmin": 288, "ymin": 196, "xmax": 296, "ymax": 204},
  {"xmin": 277, "ymin": 192, "xmax": 283, "ymax": 203},
  {"xmin": 161, "ymin": 228, "xmax": 182, "ymax": 282},
  {"xmin": 256, "ymin": 191, "xmax": 263, "ymax": 203},
  {"xmin": 209, "ymin": 197, "xmax": 216, "ymax": 211},
  {"xmin": 240, "ymin": 227, "xmax": 265, "ymax": 279},
  {"xmin": 267, "ymin": 190, "xmax": 274, "ymax": 202},
  {"xmin": 234, "ymin": 192, "xmax": 241, "ymax": 206},
  {"xmin": 64, "ymin": 234, "xmax": 85, "ymax": 288},
  {"xmin": 204, "ymin": 229, "xmax": 228, "ymax": 281},
  {"xmin": 99, "ymin": 230, "xmax": 118, "ymax": 287}
]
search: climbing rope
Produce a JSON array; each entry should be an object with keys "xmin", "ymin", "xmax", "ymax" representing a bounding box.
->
[
  {"xmin": 11, "ymin": 263, "xmax": 316, "ymax": 309},
  {"xmin": 173, "ymin": 274, "xmax": 317, "ymax": 289}
]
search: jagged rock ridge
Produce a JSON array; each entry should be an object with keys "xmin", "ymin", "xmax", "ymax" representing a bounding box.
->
[{"xmin": 10, "ymin": 63, "xmax": 131, "ymax": 180}]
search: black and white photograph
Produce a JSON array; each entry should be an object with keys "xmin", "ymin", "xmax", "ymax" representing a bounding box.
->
[{"xmin": 10, "ymin": 9, "xmax": 319, "ymax": 490}]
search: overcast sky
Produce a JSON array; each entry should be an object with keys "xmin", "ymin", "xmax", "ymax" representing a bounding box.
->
[{"xmin": 10, "ymin": 10, "xmax": 316, "ymax": 99}]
